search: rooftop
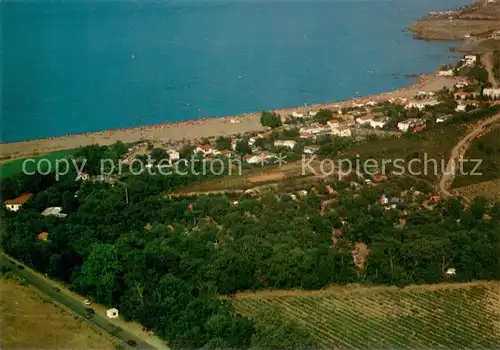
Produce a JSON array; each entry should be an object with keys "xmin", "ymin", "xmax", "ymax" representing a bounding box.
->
[
  {"xmin": 4, "ymin": 193, "xmax": 34, "ymax": 206},
  {"xmin": 41, "ymin": 207, "xmax": 67, "ymax": 217},
  {"xmin": 197, "ymin": 144, "xmax": 212, "ymax": 151}
]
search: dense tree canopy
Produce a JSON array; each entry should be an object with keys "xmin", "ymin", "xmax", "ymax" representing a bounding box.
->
[{"xmin": 260, "ymin": 111, "xmax": 282, "ymax": 128}]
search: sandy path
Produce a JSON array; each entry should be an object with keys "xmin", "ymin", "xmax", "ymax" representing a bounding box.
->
[
  {"xmin": 482, "ymin": 52, "xmax": 499, "ymax": 87},
  {"xmin": 0, "ymin": 75, "xmax": 458, "ymax": 159},
  {"xmin": 438, "ymin": 112, "xmax": 500, "ymax": 199}
]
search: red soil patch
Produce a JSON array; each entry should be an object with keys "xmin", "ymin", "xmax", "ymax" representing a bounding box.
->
[{"xmin": 247, "ymin": 172, "xmax": 287, "ymax": 184}]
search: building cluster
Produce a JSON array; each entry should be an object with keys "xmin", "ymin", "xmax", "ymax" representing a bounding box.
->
[
  {"xmin": 111, "ymin": 52, "xmax": 500, "ymax": 172},
  {"xmin": 298, "ymin": 120, "xmax": 353, "ymax": 139}
]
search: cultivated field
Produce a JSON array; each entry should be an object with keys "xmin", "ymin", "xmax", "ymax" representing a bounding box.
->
[
  {"xmin": 0, "ymin": 278, "xmax": 115, "ymax": 349},
  {"xmin": 456, "ymin": 178, "xmax": 500, "ymax": 201},
  {"xmin": 232, "ymin": 282, "xmax": 500, "ymax": 349}
]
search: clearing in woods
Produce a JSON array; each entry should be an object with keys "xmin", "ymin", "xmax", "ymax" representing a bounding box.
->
[
  {"xmin": 0, "ymin": 278, "xmax": 115, "ymax": 349},
  {"xmin": 231, "ymin": 281, "xmax": 500, "ymax": 349}
]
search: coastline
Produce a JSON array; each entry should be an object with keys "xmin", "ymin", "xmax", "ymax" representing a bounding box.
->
[
  {"xmin": 408, "ymin": 1, "xmax": 499, "ymax": 48},
  {"xmin": 0, "ymin": 73, "xmax": 459, "ymax": 160},
  {"xmin": 4, "ymin": 1, "xmax": 491, "ymax": 160}
]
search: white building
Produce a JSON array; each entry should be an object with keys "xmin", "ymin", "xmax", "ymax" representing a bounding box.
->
[
  {"xmin": 356, "ymin": 115, "xmax": 375, "ymax": 125},
  {"xmin": 167, "ymin": 149, "xmax": 180, "ymax": 161},
  {"xmin": 327, "ymin": 120, "xmax": 340, "ymax": 130},
  {"xmin": 41, "ymin": 207, "xmax": 67, "ymax": 218},
  {"xmin": 75, "ymin": 172, "xmax": 90, "ymax": 181},
  {"xmin": 455, "ymin": 104, "xmax": 467, "ymax": 112},
  {"xmin": 194, "ymin": 144, "xmax": 213, "ymax": 156},
  {"xmin": 106, "ymin": 308, "xmax": 119, "ymax": 319},
  {"xmin": 405, "ymin": 99, "xmax": 440, "ymax": 110},
  {"xmin": 378, "ymin": 195, "xmax": 389, "ymax": 206},
  {"xmin": 274, "ymin": 140, "xmax": 297, "ymax": 149},
  {"xmin": 397, "ymin": 118, "xmax": 426, "ymax": 132},
  {"xmin": 245, "ymin": 153, "xmax": 274, "ymax": 164},
  {"xmin": 445, "ymin": 268, "xmax": 457, "ymax": 276},
  {"xmin": 292, "ymin": 111, "xmax": 305, "ymax": 118},
  {"xmin": 483, "ymin": 88, "xmax": 500, "ymax": 99},
  {"xmin": 303, "ymin": 145, "xmax": 320, "ymax": 155},
  {"xmin": 436, "ymin": 115, "xmax": 452, "ymax": 123},
  {"xmin": 248, "ymin": 134, "xmax": 264, "ymax": 146},
  {"xmin": 464, "ymin": 55, "xmax": 477, "ymax": 66},
  {"xmin": 299, "ymin": 123, "xmax": 330, "ymax": 137},
  {"xmin": 332, "ymin": 127, "xmax": 352, "ymax": 137},
  {"xmin": 369, "ymin": 116, "xmax": 390, "ymax": 129},
  {"xmin": 246, "ymin": 155, "xmax": 264, "ymax": 164},
  {"xmin": 454, "ymin": 81, "xmax": 469, "ymax": 89},
  {"xmin": 438, "ymin": 69, "xmax": 454, "ymax": 76}
]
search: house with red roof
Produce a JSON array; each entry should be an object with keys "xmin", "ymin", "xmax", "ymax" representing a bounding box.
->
[
  {"xmin": 356, "ymin": 115, "xmax": 375, "ymax": 125},
  {"xmin": 38, "ymin": 232, "xmax": 49, "ymax": 241},
  {"xmin": 4, "ymin": 193, "xmax": 33, "ymax": 212},
  {"xmin": 194, "ymin": 144, "xmax": 213, "ymax": 157}
]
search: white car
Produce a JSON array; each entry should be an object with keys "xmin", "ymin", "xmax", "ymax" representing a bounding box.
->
[{"xmin": 83, "ymin": 300, "xmax": 91, "ymax": 306}]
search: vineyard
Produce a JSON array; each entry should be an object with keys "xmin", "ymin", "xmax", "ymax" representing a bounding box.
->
[
  {"xmin": 456, "ymin": 178, "xmax": 500, "ymax": 202},
  {"xmin": 232, "ymin": 282, "xmax": 500, "ymax": 349}
]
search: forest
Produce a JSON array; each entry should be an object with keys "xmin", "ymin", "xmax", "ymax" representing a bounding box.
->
[{"xmin": 1, "ymin": 143, "xmax": 499, "ymax": 348}]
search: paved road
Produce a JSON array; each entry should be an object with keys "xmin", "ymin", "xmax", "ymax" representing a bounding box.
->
[{"xmin": 0, "ymin": 252, "xmax": 157, "ymax": 350}]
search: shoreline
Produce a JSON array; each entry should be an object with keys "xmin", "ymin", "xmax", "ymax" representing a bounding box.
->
[
  {"xmin": 3, "ymin": 1, "xmax": 487, "ymax": 160},
  {"xmin": 0, "ymin": 72, "xmax": 460, "ymax": 160}
]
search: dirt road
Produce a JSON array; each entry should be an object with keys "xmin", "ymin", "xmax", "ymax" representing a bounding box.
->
[
  {"xmin": 438, "ymin": 113, "xmax": 500, "ymax": 199},
  {"xmin": 483, "ymin": 52, "xmax": 499, "ymax": 87}
]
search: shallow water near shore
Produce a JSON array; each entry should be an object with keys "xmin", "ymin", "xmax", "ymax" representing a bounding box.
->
[{"xmin": 2, "ymin": 0, "xmax": 470, "ymax": 142}]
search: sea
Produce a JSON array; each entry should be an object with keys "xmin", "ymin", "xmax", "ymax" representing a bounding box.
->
[{"xmin": 1, "ymin": 0, "xmax": 471, "ymax": 142}]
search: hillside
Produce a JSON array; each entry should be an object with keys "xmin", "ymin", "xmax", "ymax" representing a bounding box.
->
[{"xmin": 409, "ymin": 2, "xmax": 500, "ymax": 53}]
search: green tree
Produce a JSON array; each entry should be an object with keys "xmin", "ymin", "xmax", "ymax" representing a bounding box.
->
[
  {"xmin": 150, "ymin": 148, "xmax": 168, "ymax": 162},
  {"xmin": 215, "ymin": 137, "xmax": 232, "ymax": 151},
  {"xmin": 260, "ymin": 111, "xmax": 282, "ymax": 128},
  {"xmin": 72, "ymin": 243, "xmax": 122, "ymax": 305},
  {"xmin": 235, "ymin": 140, "xmax": 252, "ymax": 155},
  {"xmin": 313, "ymin": 109, "xmax": 334, "ymax": 124}
]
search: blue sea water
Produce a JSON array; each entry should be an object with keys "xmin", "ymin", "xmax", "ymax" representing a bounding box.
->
[{"xmin": 1, "ymin": 0, "xmax": 471, "ymax": 142}]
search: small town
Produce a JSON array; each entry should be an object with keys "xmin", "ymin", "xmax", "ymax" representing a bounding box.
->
[{"xmin": 109, "ymin": 54, "xmax": 500, "ymax": 171}]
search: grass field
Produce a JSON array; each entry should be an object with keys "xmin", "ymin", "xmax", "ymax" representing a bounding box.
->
[
  {"xmin": 176, "ymin": 126, "xmax": 465, "ymax": 195},
  {"xmin": 232, "ymin": 282, "xmax": 500, "ymax": 349},
  {"xmin": 0, "ymin": 277, "xmax": 114, "ymax": 349},
  {"xmin": 343, "ymin": 125, "xmax": 466, "ymax": 183},
  {"xmin": 453, "ymin": 127, "xmax": 500, "ymax": 188},
  {"xmin": 174, "ymin": 161, "xmax": 314, "ymax": 194},
  {"xmin": 0, "ymin": 149, "xmax": 76, "ymax": 179}
]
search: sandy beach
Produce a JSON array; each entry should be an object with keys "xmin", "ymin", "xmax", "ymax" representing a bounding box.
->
[{"xmin": 0, "ymin": 74, "xmax": 459, "ymax": 159}]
